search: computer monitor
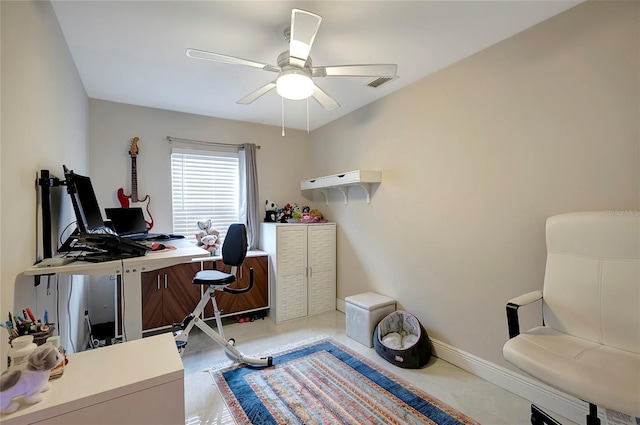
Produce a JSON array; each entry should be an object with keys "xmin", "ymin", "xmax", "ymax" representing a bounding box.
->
[{"xmin": 63, "ymin": 165, "xmax": 106, "ymax": 234}]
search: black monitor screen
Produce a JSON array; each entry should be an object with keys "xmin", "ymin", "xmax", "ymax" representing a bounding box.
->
[{"xmin": 64, "ymin": 166, "xmax": 105, "ymax": 233}]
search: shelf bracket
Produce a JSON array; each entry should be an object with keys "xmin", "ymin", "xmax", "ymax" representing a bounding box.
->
[
  {"xmin": 318, "ymin": 189, "xmax": 329, "ymax": 206},
  {"xmin": 355, "ymin": 183, "xmax": 373, "ymax": 204},
  {"xmin": 333, "ymin": 186, "xmax": 348, "ymax": 205}
]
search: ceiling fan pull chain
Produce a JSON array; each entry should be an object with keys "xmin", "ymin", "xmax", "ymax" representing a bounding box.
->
[
  {"xmin": 281, "ymin": 97, "xmax": 285, "ymax": 137},
  {"xmin": 307, "ymin": 98, "xmax": 310, "ymax": 134}
]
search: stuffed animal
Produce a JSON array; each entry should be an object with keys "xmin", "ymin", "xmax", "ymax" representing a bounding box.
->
[
  {"xmin": 310, "ymin": 209, "xmax": 324, "ymax": 220},
  {"xmin": 195, "ymin": 219, "xmax": 220, "ymax": 253},
  {"xmin": 1, "ymin": 343, "xmax": 61, "ymax": 414},
  {"xmin": 264, "ymin": 200, "xmax": 278, "ymax": 222},
  {"xmin": 277, "ymin": 203, "xmax": 294, "ymax": 223},
  {"xmin": 199, "ymin": 234, "xmax": 218, "ymax": 254},
  {"xmin": 291, "ymin": 203, "xmax": 302, "ymax": 221}
]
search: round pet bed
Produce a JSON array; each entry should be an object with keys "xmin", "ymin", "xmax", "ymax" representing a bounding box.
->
[{"xmin": 373, "ymin": 310, "xmax": 432, "ymax": 368}]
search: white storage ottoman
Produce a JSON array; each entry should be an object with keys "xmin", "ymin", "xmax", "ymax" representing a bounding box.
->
[{"xmin": 345, "ymin": 292, "xmax": 396, "ymax": 347}]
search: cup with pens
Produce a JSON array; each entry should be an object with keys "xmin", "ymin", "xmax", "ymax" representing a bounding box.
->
[
  {"xmin": 5, "ymin": 308, "xmax": 67, "ymax": 378},
  {"xmin": 5, "ymin": 308, "xmax": 56, "ymax": 345}
]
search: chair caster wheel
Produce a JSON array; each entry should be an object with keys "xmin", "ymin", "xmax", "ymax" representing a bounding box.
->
[{"xmin": 228, "ymin": 338, "xmax": 236, "ymax": 346}]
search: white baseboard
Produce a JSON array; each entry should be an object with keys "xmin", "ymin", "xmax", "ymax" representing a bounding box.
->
[{"xmin": 430, "ymin": 338, "xmax": 589, "ymax": 424}]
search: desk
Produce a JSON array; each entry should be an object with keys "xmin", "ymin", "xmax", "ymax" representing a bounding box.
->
[
  {"xmin": 1, "ymin": 333, "xmax": 184, "ymax": 425},
  {"xmin": 24, "ymin": 240, "xmax": 209, "ymax": 341}
]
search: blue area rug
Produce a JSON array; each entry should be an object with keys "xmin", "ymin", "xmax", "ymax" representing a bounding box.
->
[{"xmin": 213, "ymin": 338, "xmax": 480, "ymax": 425}]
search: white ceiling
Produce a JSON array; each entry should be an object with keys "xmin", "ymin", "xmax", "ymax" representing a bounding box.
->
[{"xmin": 51, "ymin": 1, "xmax": 582, "ymax": 132}]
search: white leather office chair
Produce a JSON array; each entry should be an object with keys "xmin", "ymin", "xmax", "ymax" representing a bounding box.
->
[
  {"xmin": 174, "ymin": 223, "xmax": 272, "ymax": 367},
  {"xmin": 503, "ymin": 212, "xmax": 639, "ymax": 425}
]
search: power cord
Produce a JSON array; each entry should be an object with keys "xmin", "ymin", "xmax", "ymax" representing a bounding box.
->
[
  {"xmin": 56, "ymin": 275, "xmax": 60, "ymax": 333},
  {"xmin": 119, "ymin": 255, "xmax": 128, "ymax": 342},
  {"xmin": 67, "ymin": 275, "xmax": 76, "ymax": 353},
  {"xmin": 59, "ymin": 221, "xmax": 77, "ymax": 245}
]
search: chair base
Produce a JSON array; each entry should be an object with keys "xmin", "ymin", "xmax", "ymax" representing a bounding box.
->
[
  {"xmin": 531, "ymin": 403, "xmax": 601, "ymax": 425},
  {"xmin": 531, "ymin": 405, "xmax": 562, "ymax": 425}
]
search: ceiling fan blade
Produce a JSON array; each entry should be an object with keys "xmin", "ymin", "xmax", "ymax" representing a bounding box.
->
[
  {"xmin": 237, "ymin": 81, "xmax": 277, "ymax": 105},
  {"xmin": 186, "ymin": 48, "xmax": 280, "ymax": 73},
  {"xmin": 312, "ymin": 85, "xmax": 339, "ymax": 111},
  {"xmin": 289, "ymin": 9, "xmax": 322, "ymax": 67},
  {"xmin": 312, "ymin": 64, "xmax": 397, "ymax": 78}
]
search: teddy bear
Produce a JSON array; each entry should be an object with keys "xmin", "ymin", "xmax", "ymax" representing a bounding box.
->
[
  {"xmin": 264, "ymin": 200, "xmax": 278, "ymax": 222},
  {"xmin": 195, "ymin": 219, "xmax": 219, "ymax": 254},
  {"xmin": 199, "ymin": 234, "xmax": 218, "ymax": 254},
  {"xmin": 1, "ymin": 343, "xmax": 61, "ymax": 414}
]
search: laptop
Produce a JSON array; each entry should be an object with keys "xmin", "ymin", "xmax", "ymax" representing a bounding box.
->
[{"xmin": 105, "ymin": 207, "xmax": 175, "ymax": 241}]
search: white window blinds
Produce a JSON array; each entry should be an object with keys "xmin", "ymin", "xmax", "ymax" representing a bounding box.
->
[{"xmin": 171, "ymin": 148, "xmax": 240, "ymax": 243}]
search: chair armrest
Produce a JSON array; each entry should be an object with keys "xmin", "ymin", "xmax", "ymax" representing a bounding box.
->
[
  {"xmin": 506, "ymin": 290, "xmax": 543, "ymax": 339},
  {"xmin": 508, "ymin": 290, "xmax": 543, "ymax": 307}
]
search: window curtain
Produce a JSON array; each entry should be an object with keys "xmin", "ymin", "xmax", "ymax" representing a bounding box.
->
[{"xmin": 239, "ymin": 143, "xmax": 260, "ymax": 249}]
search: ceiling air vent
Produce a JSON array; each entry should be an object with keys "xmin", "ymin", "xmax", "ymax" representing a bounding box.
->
[{"xmin": 365, "ymin": 76, "xmax": 397, "ymax": 88}]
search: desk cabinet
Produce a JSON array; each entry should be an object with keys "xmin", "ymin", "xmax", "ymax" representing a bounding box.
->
[
  {"xmin": 202, "ymin": 255, "xmax": 269, "ymax": 318},
  {"xmin": 117, "ymin": 253, "xmax": 268, "ymax": 332},
  {"xmin": 141, "ymin": 262, "xmax": 202, "ymax": 330},
  {"xmin": 260, "ymin": 223, "xmax": 336, "ymax": 323},
  {"xmin": 117, "ymin": 262, "xmax": 202, "ymax": 332}
]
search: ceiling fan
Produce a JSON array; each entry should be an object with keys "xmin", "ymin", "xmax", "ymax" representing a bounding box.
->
[{"xmin": 186, "ymin": 9, "xmax": 397, "ymax": 111}]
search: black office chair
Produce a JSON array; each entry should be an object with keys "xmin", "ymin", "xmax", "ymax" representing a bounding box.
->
[{"xmin": 174, "ymin": 223, "xmax": 272, "ymax": 367}]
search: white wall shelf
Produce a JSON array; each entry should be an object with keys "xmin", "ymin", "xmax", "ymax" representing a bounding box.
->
[{"xmin": 301, "ymin": 170, "xmax": 382, "ymax": 205}]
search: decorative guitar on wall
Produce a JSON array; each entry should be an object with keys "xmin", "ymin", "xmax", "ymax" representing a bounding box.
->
[{"xmin": 117, "ymin": 137, "xmax": 154, "ymax": 230}]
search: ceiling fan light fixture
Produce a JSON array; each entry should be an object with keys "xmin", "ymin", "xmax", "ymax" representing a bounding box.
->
[{"xmin": 276, "ymin": 68, "xmax": 314, "ymax": 100}]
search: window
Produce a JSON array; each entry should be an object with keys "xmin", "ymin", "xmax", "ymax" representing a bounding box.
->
[{"xmin": 171, "ymin": 148, "xmax": 239, "ymax": 243}]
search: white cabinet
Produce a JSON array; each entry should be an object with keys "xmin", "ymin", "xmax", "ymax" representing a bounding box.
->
[
  {"xmin": 260, "ymin": 223, "xmax": 336, "ymax": 323},
  {"xmin": 1, "ymin": 333, "xmax": 183, "ymax": 425}
]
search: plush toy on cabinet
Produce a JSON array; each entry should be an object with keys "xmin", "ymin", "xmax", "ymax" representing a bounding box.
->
[
  {"xmin": 277, "ymin": 203, "xmax": 295, "ymax": 222},
  {"xmin": 264, "ymin": 200, "xmax": 278, "ymax": 222},
  {"xmin": 310, "ymin": 209, "xmax": 324, "ymax": 220}
]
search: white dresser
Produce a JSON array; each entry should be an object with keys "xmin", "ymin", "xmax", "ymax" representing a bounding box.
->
[
  {"xmin": 260, "ymin": 223, "xmax": 336, "ymax": 323},
  {"xmin": 1, "ymin": 333, "xmax": 184, "ymax": 425}
]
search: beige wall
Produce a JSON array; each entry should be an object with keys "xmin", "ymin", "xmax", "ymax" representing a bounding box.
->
[
  {"xmin": 1, "ymin": 1, "xmax": 89, "ymax": 362},
  {"xmin": 310, "ymin": 1, "xmax": 639, "ymax": 367}
]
